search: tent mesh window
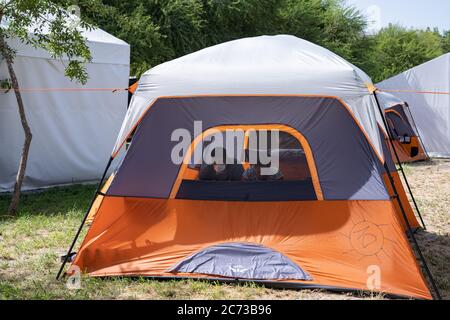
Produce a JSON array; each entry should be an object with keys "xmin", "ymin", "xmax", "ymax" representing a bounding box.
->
[
  {"xmin": 386, "ymin": 110, "xmax": 415, "ymax": 139},
  {"xmin": 176, "ymin": 129, "xmax": 317, "ymax": 201}
]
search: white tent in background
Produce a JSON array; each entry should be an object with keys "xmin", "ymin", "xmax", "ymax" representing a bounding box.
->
[
  {"xmin": 0, "ymin": 27, "xmax": 130, "ymax": 192},
  {"xmin": 377, "ymin": 53, "xmax": 450, "ymax": 158}
]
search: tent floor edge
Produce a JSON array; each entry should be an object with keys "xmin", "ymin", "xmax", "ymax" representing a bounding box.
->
[{"xmin": 89, "ymin": 275, "xmax": 430, "ymax": 300}]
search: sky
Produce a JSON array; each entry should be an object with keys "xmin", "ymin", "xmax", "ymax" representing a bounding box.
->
[{"xmin": 346, "ymin": 0, "xmax": 450, "ymax": 33}]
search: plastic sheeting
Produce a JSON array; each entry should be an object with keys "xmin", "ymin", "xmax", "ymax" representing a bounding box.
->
[
  {"xmin": 377, "ymin": 53, "xmax": 450, "ymax": 158},
  {"xmin": 0, "ymin": 28, "xmax": 130, "ymax": 191},
  {"xmin": 113, "ymin": 35, "xmax": 385, "ymax": 160},
  {"xmin": 168, "ymin": 242, "xmax": 312, "ymax": 280}
]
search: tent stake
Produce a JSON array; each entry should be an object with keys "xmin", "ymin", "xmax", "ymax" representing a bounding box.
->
[
  {"xmin": 373, "ymin": 91, "xmax": 427, "ymax": 229},
  {"xmin": 373, "ymin": 91, "xmax": 441, "ymax": 300},
  {"xmin": 56, "ymin": 156, "xmax": 113, "ymax": 280}
]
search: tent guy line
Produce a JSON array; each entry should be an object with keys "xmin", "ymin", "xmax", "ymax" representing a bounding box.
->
[
  {"xmin": 2, "ymin": 87, "xmax": 450, "ymax": 94},
  {"xmin": 377, "ymin": 89, "xmax": 450, "ymax": 95},
  {"xmin": 0, "ymin": 87, "xmax": 129, "ymax": 92}
]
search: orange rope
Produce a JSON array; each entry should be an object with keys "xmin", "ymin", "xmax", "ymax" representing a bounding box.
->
[
  {"xmin": 378, "ymin": 88, "xmax": 450, "ymax": 95},
  {"xmin": 1, "ymin": 86, "xmax": 449, "ymax": 95},
  {"xmin": 0, "ymin": 87, "xmax": 129, "ymax": 93}
]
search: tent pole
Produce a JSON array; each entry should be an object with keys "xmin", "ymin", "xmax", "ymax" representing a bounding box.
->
[
  {"xmin": 56, "ymin": 156, "xmax": 113, "ymax": 280},
  {"xmin": 373, "ymin": 92, "xmax": 441, "ymax": 299},
  {"xmin": 373, "ymin": 91, "xmax": 427, "ymax": 230}
]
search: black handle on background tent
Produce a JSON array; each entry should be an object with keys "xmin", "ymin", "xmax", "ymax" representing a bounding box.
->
[
  {"xmin": 56, "ymin": 157, "xmax": 113, "ymax": 280},
  {"xmin": 373, "ymin": 91, "xmax": 441, "ymax": 300}
]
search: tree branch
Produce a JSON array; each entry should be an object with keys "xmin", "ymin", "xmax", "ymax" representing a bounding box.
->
[
  {"xmin": 0, "ymin": 0, "xmax": 14, "ymax": 12},
  {"xmin": 0, "ymin": 30, "xmax": 33, "ymax": 216}
]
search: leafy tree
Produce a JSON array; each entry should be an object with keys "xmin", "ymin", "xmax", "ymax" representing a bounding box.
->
[
  {"xmin": 202, "ymin": 0, "xmax": 280, "ymax": 43},
  {"xmin": 109, "ymin": 3, "xmax": 172, "ymax": 76},
  {"xmin": 53, "ymin": 0, "xmax": 171, "ymax": 77},
  {"xmin": 50, "ymin": 1, "xmax": 450, "ymax": 81},
  {"xmin": 51, "ymin": 0, "xmax": 373, "ymax": 78},
  {"xmin": 442, "ymin": 30, "xmax": 450, "ymax": 53},
  {"xmin": 278, "ymin": 0, "xmax": 375, "ymax": 76},
  {"xmin": 321, "ymin": 1, "xmax": 374, "ymax": 69},
  {"xmin": 370, "ymin": 24, "xmax": 443, "ymax": 83},
  {"xmin": 0, "ymin": 0, "xmax": 91, "ymax": 215},
  {"xmin": 149, "ymin": 0, "xmax": 205, "ymax": 57},
  {"xmin": 279, "ymin": 0, "xmax": 332, "ymax": 44}
]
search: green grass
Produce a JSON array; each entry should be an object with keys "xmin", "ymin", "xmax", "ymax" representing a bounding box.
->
[{"xmin": 0, "ymin": 161, "xmax": 448, "ymax": 300}]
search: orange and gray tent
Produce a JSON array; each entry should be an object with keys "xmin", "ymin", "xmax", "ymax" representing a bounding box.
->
[
  {"xmin": 58, "ymin": 36, "xmax": 440, "ymax": 299},
  {"xmin": 377, "ymin": 92, "xmax": 429, "ymax": 163}
]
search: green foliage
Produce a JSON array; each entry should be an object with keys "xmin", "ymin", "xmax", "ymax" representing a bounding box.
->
[
  {"xmin": 0, "ymin": 78, "xmax": 12, "ymax": 90},
  {"xmin": 113, "ymin": 4, "xmax": 171, "ymax": 76},
  {"xmin": 153, "ymin": 0, "xmax": 205, "ymax": 55},
  {"xmin": 279, "ymin": 0, "xmax": 329, "ymax": 42},
  {"xmin": 4, "ymin": 1, "xmax": 450, "ymax": 82},
  {"xmin": 442, "ymin": 30, "xmax": 450, "ymax": 53},
  {"xmin": 370, "ymin": 24, "xmax": 444, "ymax": 83},
  {"xmin": 279, "ymin": 0, "xmax": 375, "ymax": 75},
  {"xmin": 202, "ymin": 0, "xmax": 280, "ymax": 42},
  {"xmin": 0, "ymin": 0, "xmax": 92, "ymax": 84},
  {"xmin": 56, "ymin": 0, "xmax": 169, "ymax": 76},
  {"xmin": 56, "ymin": 0, "xmax": 371, "ymax": 77}
]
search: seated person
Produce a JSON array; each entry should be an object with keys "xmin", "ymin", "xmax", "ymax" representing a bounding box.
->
[
  {"xmin": 242, "ymin": 164, "xmax": 259, "ymax": 181},
  {"xmin": 398, "ymin": 134, "xmax": 411, "ymax": 144},
  {"xmin": 242, "ymin": 162, "xmax": 284, "ymax": 181},
  {"xmin": 199, "ymin": 147, "xmax": 244, "ymax": 181}
]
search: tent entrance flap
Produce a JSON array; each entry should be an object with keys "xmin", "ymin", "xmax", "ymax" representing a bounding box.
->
[{"xmin": 168, "ymin": 242, "xmax": 312, "ymax": 281}]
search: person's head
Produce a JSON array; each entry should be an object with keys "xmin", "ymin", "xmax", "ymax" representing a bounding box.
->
[
  {"xmin": 211, "ymin": 147, "xmax": 227, "ymax": 164},
  {"xmin": 211, "ymin": 147, "xmax": 227, "ymax": 172},
  {"xmin": 258, "ymin": 160, "xmax": 281, "ymax": 178},
  {"xmin": 245, "ymin": 149, "xmax": 266, "ymax": 174},
  {"xmin": 249, "ymin": 162, "xmax": 261, "ymax": 175}
]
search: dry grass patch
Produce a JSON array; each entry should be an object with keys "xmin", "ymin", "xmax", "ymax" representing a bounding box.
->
[{"xmin": 400, "ymin": 159, "xmax": 450, "ymax": 299}]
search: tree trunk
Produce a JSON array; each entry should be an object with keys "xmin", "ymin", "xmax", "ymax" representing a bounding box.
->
[{"xmin": 0, "ymin": 33, "xmax": 32, "ymax": 216}]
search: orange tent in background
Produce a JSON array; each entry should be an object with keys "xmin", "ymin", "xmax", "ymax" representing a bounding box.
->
[
  {"xmin": 59, "ymin": 36, "xmax": 439, "ymax": 300},
  {"xmin": 378, "ymin": 92, "xmax": 429, "ymax": 163}
]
